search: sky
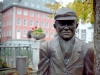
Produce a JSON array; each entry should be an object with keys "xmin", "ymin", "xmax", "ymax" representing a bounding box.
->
[
  {"xmin": 0, "ymin": 0, "xmax": 74, "ymax": 3},
  {"xmin": 56, "ymin": 0, "xmax": 74, "ymax": 6},
  {"xmin": 0, "ymin": 0, "xmax": 74, "ymax": 7}
]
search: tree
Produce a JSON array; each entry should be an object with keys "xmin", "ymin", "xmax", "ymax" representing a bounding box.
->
[
  {"xmin": 66, "ymin": 0, "xmax": 93, "ymax": 24},
  {"xmin": 45, "ymin": 0, "xmax": 93, "ymax": 24},
  {"xmin": 45, "ymin": 2, "xmax": 61, "ymax": 18},
  {"xmin": 93, "ymin": 0, "xmax": 100, "ymax": 75}
]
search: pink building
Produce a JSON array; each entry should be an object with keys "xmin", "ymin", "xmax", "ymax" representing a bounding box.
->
[{"xmin": 1, "ymin": 1, "xmax": 56, "ymax": 43}]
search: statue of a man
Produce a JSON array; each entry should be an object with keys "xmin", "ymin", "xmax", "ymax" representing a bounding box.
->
[{"xmin": 37, "ymin": 8, "xmax": 94, "ymax": 75}]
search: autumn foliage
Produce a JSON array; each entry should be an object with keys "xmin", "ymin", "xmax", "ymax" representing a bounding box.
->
[{"xmin": 45, "ymin": 0, "xmax": 94, "ymax": 24}]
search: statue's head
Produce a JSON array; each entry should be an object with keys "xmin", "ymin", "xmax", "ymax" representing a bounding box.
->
[{"xmin": 54, "ymin": 7, "xmax": 78, "ymax": 41}]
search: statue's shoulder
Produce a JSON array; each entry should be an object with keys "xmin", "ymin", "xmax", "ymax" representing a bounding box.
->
[
  {"xmin": 41, "ymin": 37, "xmax": 58, "ymax": 50},
  {"xmin": 76, "ymin": 37, "xmax": 94, "ymax": 54}
]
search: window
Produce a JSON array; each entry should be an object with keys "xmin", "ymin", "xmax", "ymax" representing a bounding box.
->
[
  {"xmin": 30, "ymin": 20, "xmax": 34, "ymax": 27},
  {"xmin": 51, "ymin": 23, "xmax": 54, "ymax": 29},
  {"xmin": 36, "ymin": 12, "xmax": 39, "ymax": 18},
  {"xmin": 46, "ymin": 31, "xmax": 49, "ymax": 37},
  {"xmin": 4, "ymin": 31, "xmax": 6, "ymax": 37},
  {"xmin": 24, "ymin": 10, "xmax": 28, "ymax": 16},
  {"xmin": 6, "ymin": 31, "xmax": 8, "ymax": 36},
  {"xmin": 17, "ymin": 18, "xmax": 21, "ymax": 25},
  {"xmin": 5, "ymin": 21, "xmax": 7, "ymax": 26},
  {"xmin": 17, "ymin": 8, "xmax": 22, "ymax": 15},
  {"xmin": 23, "ymin": 19, "xmax": 27, "ymax": 26},
  {"xmin": 30, "ymin": 11, "xmax": 34, "ymax": 17},
  {"xmin": 46, "ymin": 14, "xmax": 49, "ymax": 19},
  {"xmin": 3, "ymin": 22, "xmax": 5, "ymax": 27},
  {"xmin": 41, "ymin": 22, "xmax": 45, "ymax": 28},
  {"xmin": 10, "ymin": 19, "xmax": 12, "ymax": 25},
  {"xmin": 7, "ymin": 20, "xmax": 9, "ymax": 26},
  {"xmin": 36, "ymin": 5, "xmax": 40, "ymax": 8},
  {"xmin": 9, "ymin": 30, "xmax": 11, "ymax": 36},
  {"xmin": 46, "ymin": 22, "xmax": 49, "ymax": 28},
  {"xmin": 10, "ymin": 9, "xmax": 12, "ymax": 14},
  {"xmin": 25, "ymin": 2, "xmax": 28, "ymax": 6},
  {"xmin": 16, "ymin": 29, "xmax": 21, "ymax": 39},
  {"xmin": 2, "ymin": 32, "xmax": 3, "ymax": 37},
  {"xmin": 51, "ymin": 32, "xmax": 54, "ymax": 38},
  {"xmin": 31, "ymin": 3, "xmax": 34, "ymax": 7},
  {"xmin": 36, "ymin": 21, "xmax": 39, "ymax": 27},
  {"xmin": 76, "ymin": 29, "xmax": 79, "ymax": 38},
  {"xmin": 23, "ymin": 29, "xmax": 27, "ymax": 37},
  {"xmin": 42, "ymin": 14, "xmax": 45, "ymax": 18},
  {"xmin": 81, "ymin": 29, "xmax": 86, "ymax": 41}
]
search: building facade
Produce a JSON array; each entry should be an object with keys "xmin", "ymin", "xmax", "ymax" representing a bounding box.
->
[
  {"xmin": 76, "ymin": 20, "xmax": 94, "ymax": 43},
  {"xmin": 1, "ymin": 0, "xmax": 56, "ymax": 43}
]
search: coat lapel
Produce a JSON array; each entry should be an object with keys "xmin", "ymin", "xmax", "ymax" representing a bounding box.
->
[
  {"xmin": 53, "ymin": 37, "xmax": 65, "ymax": 66},
  {"xmin": 52, "ymin": 37, "xmax": 82, "ymax": 68},
  {"xmin": 66, "ymin": 38, "xmax": 82, "ymax": 69}
]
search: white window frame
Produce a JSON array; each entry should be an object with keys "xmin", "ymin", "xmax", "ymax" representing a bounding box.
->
[
  {"xmin": 16, "ymin": 29, "xmax": 21, "ymax": 39},
  {"xmin": 9, "ymin": 30, "xmax": 11, "ymax": 36},
  {"xmin": 36, "ymin": 21, "xmax": 39, "ymax": 27},
  {"xmin": 25, "ymin": 2, "xmax": 28, "ymax": 6},
  {"xmin": 31, "ymin": 3, "xmax": 34, "ymax": 7},
  {"xmin": 42, "ymin": 14, "xmax": 45, "ymax": 18},
  {"xmin": 46, "ymin": 22, "xmax": 49, "ymax": 28},
  {"xmin": 36, "ymin": 12, "xmax": 39, "ymax": 18},
  {"xmin": 81, "ymin": 29, "xmax": 86, "ymax": 41},
  {"xmin": 51, "ymin": 23, "xmax": 54, "ymax": 29},
  {"xmin": 51, "ymin": 32, "xmax": 54, "ymax": 38},
  {"xmin": 10, "ymin": 9, "xmax": 12, "ymax": 14},
  {"xmin": 10, "ymin": 19, "xmax": 12, "ymax": 25},
  {"xmin": 17, "ymin": 18, "xmax": 21, "ymax": 25},
  {"xmin": 37, "ymin": 5, "xmax": 40, "ymax": 8},
  {"xmin": 41, "ymin": 22, "xmax": 45, "ymax": 28},
  {"xmin": 7, "ymin": 20, "xmax": 9, "ymax": 26},
  {"xmin": 46, "ymin": 31, "xmax": 49, "ymax": 37},
  {"xmin": 6, "ymin": 31, "xmax": 8, "ymax": 36},
  {"xmin": 46, "ymin": 14, "xmax": 49, "ymax": 19},
  {"xmin": 17, "ymin": 8, "xmax": 22, "ymax": 15},
  {"xmin": 30, "ymin": 11, "xmax": 34, "ymax": 17},
  {"xmin": 24, "ymin": 10, "xmax": 28, "ymax": 16},
  {"xmin": 23, "ymin": 19, "xmax": 27, "ymax": 26},
  {"xmin": 23, "ymin": 29, "xmax": 27, "ymax": 37},
  {"xmin": 30, "ymin": 20, "xmax": 34, "ymax": 27}
]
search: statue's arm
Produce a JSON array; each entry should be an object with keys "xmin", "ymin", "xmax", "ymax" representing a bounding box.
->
[
  {"xmin": 84, "ymin": 47, "xmax": 95, "ymax": 75},
  {"xmin": 37, "ymin": 42, "xmax": 50, "ymax": 75}
]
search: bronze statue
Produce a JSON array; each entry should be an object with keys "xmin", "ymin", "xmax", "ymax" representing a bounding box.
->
[{"xmin": 37, "ymin": 8, "xmax": 94, "ymax": 75}]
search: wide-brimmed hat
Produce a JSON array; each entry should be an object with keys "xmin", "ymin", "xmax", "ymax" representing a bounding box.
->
[{"xmin": 54, "ymin": 8, "xmax": 77, "ymax": 20}]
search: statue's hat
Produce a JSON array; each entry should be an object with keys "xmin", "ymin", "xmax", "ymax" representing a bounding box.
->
[{"xmin": 54, "ymin": 8, "xmax": 77, "ymax": 20}]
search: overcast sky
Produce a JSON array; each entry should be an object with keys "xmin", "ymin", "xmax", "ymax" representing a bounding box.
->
[
  {"xmin": 0, "ymin": 0, "xmax": 74, "ymax": 6},
  {"xmin": 0, "ymin": 0, "xmax": 74, "ymax": 3},
  {"xmin": 56, "ymin": 0, "xmax": 74, "ymax": 6}
]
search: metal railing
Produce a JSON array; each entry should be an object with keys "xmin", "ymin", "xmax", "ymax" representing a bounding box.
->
[{"xmin": 0, "ymin": 45, "xmax": 33, "ymax": 71}]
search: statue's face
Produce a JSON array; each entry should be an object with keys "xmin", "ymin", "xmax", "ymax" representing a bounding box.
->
[{"xmin": 54, "ymin": 20, "xmax": 78, "ymax": 41}]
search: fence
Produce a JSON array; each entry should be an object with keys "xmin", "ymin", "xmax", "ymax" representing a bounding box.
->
[{"xmin": 0, "ymin": 44, "xmax": 33, "ymax": 72}]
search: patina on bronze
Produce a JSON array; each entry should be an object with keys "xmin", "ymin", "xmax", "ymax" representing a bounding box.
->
[{"xmin": 37, "ymin": 8, "xmax": 94, "ymax": 75}]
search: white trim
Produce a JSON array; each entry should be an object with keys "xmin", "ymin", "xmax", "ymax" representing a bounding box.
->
[
  {"xmin": 12, "ymin": 7, "xmax": 16, "ymax": 39},
  {"xmin": 23, "ymin": 19, "xmax": 28, "ymax": 26}
]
